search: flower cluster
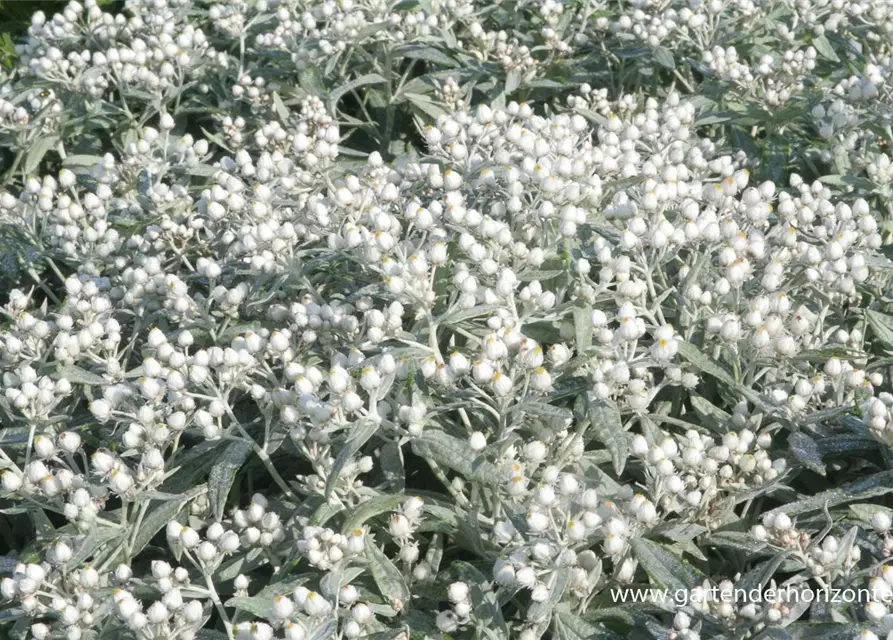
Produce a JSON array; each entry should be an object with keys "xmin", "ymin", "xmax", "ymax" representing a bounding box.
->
[{"xmin": 1, "ymin": 0, "xmax": 893, "ymax": 639}]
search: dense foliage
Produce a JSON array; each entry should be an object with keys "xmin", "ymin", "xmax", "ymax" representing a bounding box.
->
[{"xmin": 1, "ymin": 0, "xmax": 893, "ymax": 639}]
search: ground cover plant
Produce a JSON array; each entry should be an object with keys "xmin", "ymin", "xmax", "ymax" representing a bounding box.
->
[{"xmin": 1, "ymin": 0, "xmax": 893, "ymax": 638}]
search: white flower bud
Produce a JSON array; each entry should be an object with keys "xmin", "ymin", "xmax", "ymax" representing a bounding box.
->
[
  {"xmin": 33, "ymin": 436, "xmax": 55, "ymax": 459},
  {"xmin": 872, "ymin": 511, "xmax": 892, "ymax": 533},
  {"xmin": 272, "ymin": 595, "xmax": 294, "ymax": 619},
  {"xmin": 773, "ymin": 513, "xmax": 792, "ymax": 531},
  {"xmin": 340, "ymin": 584, "xmax": 359, "ymax": 605},
  {"xmin": 469, "ymin": 431, "xmax": 487, "ymax": 452},
  {"xmin": 447, "ymin": 582, "xmax": 469, "ymax": 603},
  {"xmin": 179, "ymin": 527, "xmax": 200, "ymax": 549},
  {"xmin": 197, "ymin": 541, "xmax": 217, "ymax": 563},
  {"xmin": 1, "ymin": 471, "xmax": 23, "ymax": 493},
  {"xmin": 147, "ymin": 601, "xmax": 168, "ymax": 624},
  {"xmin": 59, "ymin": 432, "xmax": 81, "ymax": 453},
  {"xmin": 90, "ymin": 399, "xmax": 112, "ymax": 421},
  {"xmin": 303, "ymin": 591, "xmax": 332, "ymax": 616},
  {"xmin": 352, "ymin": 603, "xmax": 373, "ymax": 624},
  {"xmin": 51, "ymin": 541, "xmax": 72, "ymax": 564},
  {"xmin": 389, "ymin": 514, "xmax": 412, "ymax": 538}
]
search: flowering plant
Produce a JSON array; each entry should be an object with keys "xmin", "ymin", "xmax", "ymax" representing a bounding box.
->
[{"xmin": 1, "ymin": 0, "xmax": 893, "ymax": 639}]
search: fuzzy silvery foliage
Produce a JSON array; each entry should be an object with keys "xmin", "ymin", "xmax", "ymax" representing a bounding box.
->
[{"xmin": 1, "ymin": 1, "xmax": 893, "ymax": 640}]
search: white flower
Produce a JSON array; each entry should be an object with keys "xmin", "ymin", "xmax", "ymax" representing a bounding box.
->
[
  {"xmin": 272, "ymin": 595, "xmax": 294, "ymax": 619},
  {"xmin": 197, "ymin": 541, "xmax": 217, "ymax": 562},
  {"xmin": 524, "ymin": 441, "xmax": 548, "ymax": 463},
  {"xmin": 352, "ymin": 603, "xmax": 373, "ymax": 625},
  {"xmin": 50, "ymin": 541, "xmax": 71, "ymax": 564},
  {"xmin": 448, "ymin": 351, "xmax": 470, "ymax": 375},
  {"xmin": 865, "ymin": 601, "xmax": 887, "ymax": 621},
  {"xmin": 91, "ymin": 450, "xmax": 116, "ymax": 474},
  {"xmin": 108, "ymin": 469, "xmax": 133, "ymax": 494},
  {"xmin": 147, "ymin": 602, "xmax": 168, "ymax": 624},
  {"xmin": 1, "ymin": 472, "xmax": 23, "ymax": 493},
  {"xmin": 234, "ymin": 575, "xmax": 250, "ymax": 591},
  {"xmin": 285, "ymin": 623, "xmax": 307, "ymax": 640},
  {"xmin": 447, "ymin": 582, "xmax": 469, "ymax": 603},
  {"xmin": 360, "ymin": 366, "xmax": 381, "ymax": 390},
  {"xmin": 824, "ymin": 357, "xmax": 843, "ymax": 377},
  {"xmin": 549, "ymin": 344, "xmax": 571, "ymax": 366},
  {"xmin": 32, "ymin": 435, "xmax": 55, "ymax": 458},
  {"xmin": 389, "ymin": 514, "xmax": 412, "ymax": 538},
  {"xmin": 531, "ymin": 367, "xmax": 552, "ymax": 391},
  {"xmin": 148, "ymin": 328, "xmax": 168, "ymax": 349},
  {"xmin": 183, "ymin": 600, "xmax": 203, "ymax": 623},
  {"xmin": 566, "ymin": 520, "xmax": 586, "ymax": 541},
  {"xmin": 115, "ymin": 593, "xmax": 141, "ymax": 619},
  {"xmin": 650, "ymin": 326, "xmax": 678, "ymax": 360},
  {"xmin": 90, "ymin": 399, "xmax": 112, "ymax": 421},
  {"xmin": 493, "ymin": 560, "xmax": 515, "ymax": 586},
  {"xmin": 526, "ymin": 511, "xmax": 550, "ymax": 532},
  {"xmin": 472, "ymin": 359, "xmax": 494, "ymax": 383},
  {"xmin": 302, "ymin": 591, "xmax": 332, "ymax": 616},
  {"xmin": 535, "ymin": 486, "xmax": 556, "ymax": 507},
  {"xmin": 340, "ymin": 584, "xmax": 358, "ymax": 604},
  {"xmin": 436, "ymin": 611, "xmax": 459, "ymax": 633},
  {"xmin": 515, "ymin": 566, "xmax": 537, "ymax": 588},
  {"xmin": 402, "ymin": 496, "xmax": 425, "ymax": 520},
  {"xmin": 491, "ymin": 372, "xmax": 514, "ymax": 396},
  {"xmin": 469, "ymin": 431, "xmax": 487, "ymax": 452},
  {"xmin": 558, "ymin": 474, "xmax": 579, "ymax": 495},
  {"xmin": 58, "ymin": 431, "xmax": 81, "ymax": 453},
  {"xmin": 872, "ymin": 511, "xmax": 892, "ymax": 533},
  {"xmin": 179, "ymin": 527, "xmax": 200, "ymax": 549},
  {"xmin": 604, "ymin": 534, "xmax": 626, "ymax": 555}
]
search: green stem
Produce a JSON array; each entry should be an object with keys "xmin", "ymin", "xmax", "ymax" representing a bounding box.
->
[{"xmin": 381, "ymin": 45, "xmax": 395, "ymax": 157}]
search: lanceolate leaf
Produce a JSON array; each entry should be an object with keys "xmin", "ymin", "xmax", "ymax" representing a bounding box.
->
[
  {"xmin": 366, "ymin": 538, "xmax": 410, "ymax": 603},
  {"xmin": 326, "ymin": 419, "xmax": 379, "ymax": 499},
  {"xmin": 631, "ymin": 538, "xmax": 705, "ymax": 593},
  {"xmin": 867, "ymin": 310, "xmax": 893, "ymax": 348},
  {"xmin": 766, "ymin": 470, "xmax": 893, "ymax": 517},
  {"xmin": 410, "ymin": 430, "xmax": 500, "ymax": 485},
  {"xmin": 129, "ymin": 485, "xmax": 207, "ymax": 558},
  {"xmin": 574, "ymin": 305, "xmax": 593, "ymax": 353},
  {"xmin": 208, "ymin": 439, "xmax": 252, "ymax": 521},
  {"xmin": 677, "ymin": 341, "xmax": 776, "ymax": 411},
  {"xmin": 653, "ymin": 46, "xmax": 676, "ymax": 69},
  {"xmin": 24, "ymin": 135, "xmax": 59, "ymax": 174},
  {"xmin": 342, "ymin": 494, "xmax": 407, "ymax": 534},
  {"xmin": 736, "ymin": 551, "xmax": 790, "ymax": 594},
  {"xmin": 527, "ymin": 568, "xmax": 571, "ymax": 625},
  {"xmin": 554, "ymin": 609, "xmax": 622, "ymax": 640},
  {"xmin": 788, "ymin": 431, "xmax": 826, "ymax": 476},
  {"xmin": 56, "ymin": 364, "xmax": 106, "ymax": 386},
  {"xmin": 587, "ymin": 395, "xmax": 628, "ymax": 475},
  {"xmin": 329, "ymin": 73, "xmax": 387, "ymax": 110}
]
